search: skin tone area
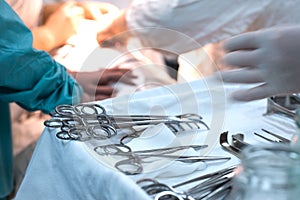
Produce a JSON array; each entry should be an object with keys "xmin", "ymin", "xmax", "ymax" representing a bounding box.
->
[{"xmin": 13, "ymin": 1, "xmax": 136, "ymax": 101}]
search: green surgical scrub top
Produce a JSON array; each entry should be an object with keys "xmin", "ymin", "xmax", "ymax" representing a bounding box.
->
[{"xmin": 0, "ymin": 0, "xmax": 83, "ymax": 198}]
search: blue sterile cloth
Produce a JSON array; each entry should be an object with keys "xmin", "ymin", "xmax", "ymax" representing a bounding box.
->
[{"xmin": 0, "ymin": 0, "xmax": 82, "ymax": 198}]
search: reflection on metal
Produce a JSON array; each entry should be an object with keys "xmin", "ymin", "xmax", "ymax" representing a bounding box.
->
[
  {"xmin": 44, "ymin": 103, "xmax": 209, "ymax": 141},
  {"xmin": 265, "ymin": 94, "xmax": 300, "ymax": 119}
]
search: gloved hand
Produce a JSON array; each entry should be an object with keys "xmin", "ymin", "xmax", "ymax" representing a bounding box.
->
[{"xmin": 220, "ymin": 26, "xmax": 300, "ymax": 101}]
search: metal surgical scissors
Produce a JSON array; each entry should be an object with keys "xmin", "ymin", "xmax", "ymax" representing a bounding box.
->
[
  {"xmin": 94, "ymin": 144, "xmax": 230, "ymax": 175},
  {"xmin": 44, "ymin": 103, "xmax": 210, "ymax": 141},
  {"xmin": 265, "ymin": 95, "xmax": 300, "ymax": 119},
  {"xmin": 137, "ymin": 166, "xmax": 237, "ymax": 200},
  {"xmin": 44, "ymin": 104, "xmax": 117, "ymax": 140}
]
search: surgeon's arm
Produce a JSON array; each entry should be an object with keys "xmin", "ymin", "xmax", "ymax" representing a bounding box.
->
[
  {"xmin": 97, "ymin": 0, "xmax": 272, "ymax": 54},
  {"xmin": 0, "ymin": 1, "xmax": 82, "ymax": 113}
]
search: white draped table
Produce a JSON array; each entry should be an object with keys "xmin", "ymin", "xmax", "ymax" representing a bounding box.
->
[{"xmin": 15, "ymin": 77, "xmax": 296, "ymax": 200}]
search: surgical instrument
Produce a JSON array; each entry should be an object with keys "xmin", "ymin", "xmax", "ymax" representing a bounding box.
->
[
  {"xmin": 44, "ymin": 103, "xmax": 210, "ymax": 141},
  {"xmin": 231, "ymin": 133, "xmax": 249, "ymax": 150},
  {"xmin": 137, "ymin": 165, "xmax": 237, "ymax": 200},
  {"xmin": 254, "ymin": 129, "xmax": 291, "ymax": 143},
  {"xmin": 265, "ymin": 95, "xmax": 300, "ymax": 119},
  {"xmin": 94, "ymin": 143, "xmax": 230, "ymax": 175},
  {"xmin": 219, "ymin": 131, "xmax": 242, "ymax": 158}
]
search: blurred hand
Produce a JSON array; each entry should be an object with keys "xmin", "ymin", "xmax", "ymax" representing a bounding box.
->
[
  {"xmin": 69, "ymin": 67, "xmax": 137, "ymax": 101},
  {"xmin": 43, "ymin": 2, "xmax": 84, "ymax": 48},
  {"xmin": 77, "ymin": 2, "xmax": 119, "ymax": 22},
  {"xmin": 220, "ymin": 26, "xmax": 300, "ymax": 101},
  {"xmin": 96, "ymin": 10, "xmax": 129, "ymax": 46}
]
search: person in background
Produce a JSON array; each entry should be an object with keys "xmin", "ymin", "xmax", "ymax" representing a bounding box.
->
[
  {"xmin": 7, "ymin": 0, "xmax": 120, "ymax": 52},
  {"xmin": 7, "ymin": 0, "xmax": 136, "ymax": 101},
  {"xmin": 95, "ymin": 0, "xmax": 300, "ymax": 80},
  {"xmin": 0, "ymin": 0, "xmax": 83, "ymax": 199},
  {"xmin": 4, "ymin": 1, "xmax": 138, "ymax": 196},
  {"xmin": 220, "ymin": 25, "xmax": 300, "ymax": 101}
]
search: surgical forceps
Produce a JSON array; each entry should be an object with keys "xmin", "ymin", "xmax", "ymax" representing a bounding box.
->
[
  {"xmin": 254, "ymin": 129, "xmax": 291, "ymax": 143},
  {"xmin": 44, "ymin": 104, "xmax": 117, "ymax": 140},
  {"xmin": 265, "ymin": 95, "xmax": 300, "ymax": 119},
  {"xmin": 94, "ymin": 143, "xmax": 230, "ymax": 175},
  {"xmin": 219, "ymin": 131, "xmax": 243, "ymax": 159},
  {"xmin": 220, "ymin": 130, "xmax": 291, "ymax": 159},
  {"xmin": 137, "ymin": 165, "xmax": 237, "ymax": 199},
  {"xmin": 44, "ymin": 103, "xmax": 209, "ymax": 141}
]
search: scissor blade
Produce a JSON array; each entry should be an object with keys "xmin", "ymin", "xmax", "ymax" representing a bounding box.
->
[
  {"xmin": 109, "ymin": 114, "xmax": 204, "ymax": 124},
  {"xmin": 134, "ymin": 145, "xmax": 208, "ymax": 154},
  {"xmin": 138, "ymin": 154, "xmax": 231, "ymax": 162},
  {"xmin": 176, "ymin": 156, "xmax": 231, "ymax": 163},
  {"xmin": 173, "ymin": 165, "xmax": 237, "ymax": 188},
  {"xmin": 109, "ymin": 115, "xmax": 171, "ymax": 120},
  {"xmin": 261, "ymin": 129, "xmax": 291, "ymax": 143},
  {"xmin": 112, "ymin": 119, "xmax": 201, "ymax": 128}
]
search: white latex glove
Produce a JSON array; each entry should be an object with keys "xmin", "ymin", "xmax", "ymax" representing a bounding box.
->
[{"xmin": 220, "ymin": 26, "xmax": 300, "ymax": 101}]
